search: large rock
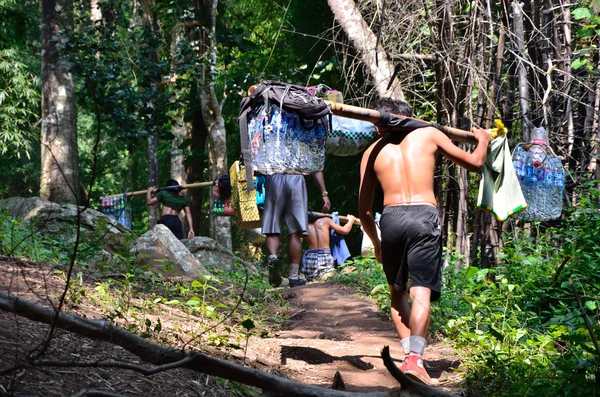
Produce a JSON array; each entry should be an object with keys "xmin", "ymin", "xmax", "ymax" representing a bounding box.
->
[
  {"xmin": 183, "ymin": 236, "xmax": 255, "ymax": 273},
  {"xmin": 130, "ymin": 224, "xmax": 209, "ymax": 276},
  {"xmin": 0, "ymin": 196, "xmax": 135, "ymax": 254}
]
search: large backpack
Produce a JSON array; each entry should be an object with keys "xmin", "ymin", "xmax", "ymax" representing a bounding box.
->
[{"xmin": 238, "ymin": 81, "xmax": 331, "ymax": 189}]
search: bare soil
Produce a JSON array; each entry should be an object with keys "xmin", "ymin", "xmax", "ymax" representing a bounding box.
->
[
  {"xmin": 0, "ymin": 257, "xmax": 463, "ymax": 396},
  {"xmin": 236, "ymin": 282, "xmax": 463, "ymax": 394}
]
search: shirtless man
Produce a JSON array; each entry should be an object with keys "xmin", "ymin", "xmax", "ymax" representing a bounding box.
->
[
  {"xmin": 302, "ymin": 211, "xmax": 356, "ymax": 280},
  {"xmin": 359, "ymin": 98, "xmax": 490, "ymax": 385}
]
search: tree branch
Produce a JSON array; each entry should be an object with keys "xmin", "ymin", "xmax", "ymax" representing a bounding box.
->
[{"xmin": 69, "ymin": 390, "xmax": 126, "ymax": 397}]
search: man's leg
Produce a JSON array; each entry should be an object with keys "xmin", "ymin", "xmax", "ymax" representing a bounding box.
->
[
  {"xmin": 390, "ymin": 287, "xmax": 411, "ymax": 356},
  {"xmin": 408, "ymin": 286, "xmax": 431, "ymax": 337},
  {"xmin": 287, "ymin": 232, "xmax": 305, "ymax": 287},
  {"xmin": 266, "ymin": 234, "xmax": 280, "ymax": 256},
  {"xmin": 265, "ymin": 234, "xmax": 282, "ymax": 287},
  {"xmin": 402, "ymin": 286, "xmax": 432, "ymax": 385}
]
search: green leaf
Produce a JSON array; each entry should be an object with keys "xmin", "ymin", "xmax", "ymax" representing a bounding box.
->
[
  {"xmin": 186, "ymin": 298, "xmax": 200, "ymax": 306},
  {"xmin": 572, "ymin": 7, "xmax": 593, "ymax": 20},
  {"xmin": 571, "ymin": 58, "xmax": 587, "ymax": 70},
  {"xmin": 191, "ymin": 280, "xmax": 203, "ymax": 288},
  {"xmin": 241, "ymin": 318, "xmax": 255, "ymax": 331},
  {"xmin": 584, "ymin": 300, "xmax": 597, "ymax": 310}
]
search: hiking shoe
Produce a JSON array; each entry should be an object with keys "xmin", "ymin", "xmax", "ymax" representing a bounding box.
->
[
  {"xmin": 268, "ymin": 257, "xmax": 282, "ymax": 287},
  {"xmin": 401, "ymin": 355, "xmax": 431, "ymax": 385},
  {"xmin": 288, "ymin": 278, "xmax": 307, "ymax": 287}
]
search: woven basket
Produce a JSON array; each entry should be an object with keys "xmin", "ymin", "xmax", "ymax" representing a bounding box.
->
[{"xmin": 230, "ymin": 161, "xmax": 262, "ymax": 230}]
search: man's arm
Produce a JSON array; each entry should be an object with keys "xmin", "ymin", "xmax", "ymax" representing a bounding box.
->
[
  {"xmin": 434, "ymin": 127, "xmax": 491, "ymax": 172},
  {"xmin": 326, "ymin": 215, "xmax": 356, "ymax": 235},
  {"xmin": 184, "ymin": 206, "xmax": 195, "ymax": 238},
  {"xmin": 359, "ymin": 144, "xmax": 381, "ymax": 262},
  {"xmin": 146, "ymin": 187, "xmax": 158, "ymax": 206},
  {"xmin": 311, "ymin": 171, "xmax": 331, "ymax": 212}
]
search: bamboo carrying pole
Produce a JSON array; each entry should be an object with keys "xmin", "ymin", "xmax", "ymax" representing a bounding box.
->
[
  {"xmin": 102, "ymin": 181, "xmax": 215, "ymax": 199},
  {"xmin": 325, "ymin": 101, "xmax": 478, "ymax": 144},
  {"xmin": 313, "ymin": 211, "xmax": 361, "ymax": 226}
]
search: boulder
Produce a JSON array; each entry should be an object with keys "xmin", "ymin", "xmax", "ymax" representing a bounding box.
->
[
  {"xmin": 0, "ymin": 196, "xmax": 135, "ymax": 254},
  {"xmin": 130, "ymin": 224, "xmax": 209, "ymax": 276},
  {"xmin": 183, "ymin": 236, "xmax": 256, "ymax": 273}
]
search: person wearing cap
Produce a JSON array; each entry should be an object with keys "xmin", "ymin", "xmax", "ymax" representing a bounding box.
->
[{"xmin": 147, "ymin": 179, "xmax": 195, "ymax": 239}]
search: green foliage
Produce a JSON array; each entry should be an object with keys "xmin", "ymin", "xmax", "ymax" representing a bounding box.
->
[
  {"xmin": 434, "ymin": 190, "xmax": 600, "ymax": 396},
  {"xmin": 0, "ymin": 0, "xmax": 41, "ymax": 196}
]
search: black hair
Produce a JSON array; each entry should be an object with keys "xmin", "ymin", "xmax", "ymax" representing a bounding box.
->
[
  {"xmin": 307, "ymin": 206, "xmax": 325, "ymax": 222},
  {"xmin": 165, "ymin": 179, "xmax": 183, "ymax": 193},
  {"xmin": 371, "ymin": 98, "xmax": 413, "ymax": 117}
]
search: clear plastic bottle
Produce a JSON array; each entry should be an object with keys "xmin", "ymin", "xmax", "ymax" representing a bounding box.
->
[
  {"xmin": 512, "ymin": 146, "xmax": 527, "ymax": 180},
  {"xmin": 551, "ymin": 158, "xmax": 565, "ymax": 219},
  {"xmin": 530, "ymin": 127, "xmax": 548, "ymax": 168}
]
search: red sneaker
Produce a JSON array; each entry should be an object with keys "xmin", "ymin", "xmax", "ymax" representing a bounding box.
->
[
  {"xmin": 399, "ymin": 357, "xmax": 409, "ymax": 372},
  {"xmin": 401, "ymin": 355, "xmax": 431, "ymax": 385}
]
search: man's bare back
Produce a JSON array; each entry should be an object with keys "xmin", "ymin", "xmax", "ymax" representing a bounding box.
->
[
  {"xmin": 306, "ymin": 216, "xmax": 356, "ymax": 249},
  {"xmin": 361, "ymin": 126, "xmax": 491, "ymax": 208}
]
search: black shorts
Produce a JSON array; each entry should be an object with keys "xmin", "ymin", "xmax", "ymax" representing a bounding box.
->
[
  {"xmin": 157, "ymin": 214, "xmax": 183, "ymax": 239},
  {"xmin": 380, "ymin": 204, "xmax": 443, "ymax": 302}
]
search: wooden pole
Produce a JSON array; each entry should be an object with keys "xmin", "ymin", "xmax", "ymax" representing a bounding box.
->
[
  {"xmin": 102, "ymin": 181, "xmax": 215, "ymax": 199},
  {"xmin": 325, "ymin": 101, "xmax": 477, "ymax": 144},
  {"xmin": 313, "ymin": 211, "xmax": 361, "ymax": 226}
]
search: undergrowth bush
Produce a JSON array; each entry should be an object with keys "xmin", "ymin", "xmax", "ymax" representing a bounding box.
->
[{"xmin": 435, "ymin": 192, "xmax": 600, "ymax": 396}]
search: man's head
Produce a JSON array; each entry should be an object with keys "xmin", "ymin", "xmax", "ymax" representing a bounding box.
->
[
  {"xmin": 307, "ymin": 206, "xmax": 326, "ymax": 223},
  {"xmin": 371, "ymin": 98, "xmax": 413, "ymax": 136},
  {"xmin": 371, "ymin": 98, "xmax": 413, "ymax": 117},
  {"xmin": 165, "ymin": 179, "xmax": 184, "ymax": 194}
]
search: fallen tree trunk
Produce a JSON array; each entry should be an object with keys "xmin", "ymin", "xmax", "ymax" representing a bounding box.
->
[{"xmin": 0, "ymin": 290, "xmax": 455, "ymax": 397}]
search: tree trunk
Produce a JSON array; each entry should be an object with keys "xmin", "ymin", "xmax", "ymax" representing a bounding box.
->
[
  {"xmin": 142, "ymin": 0, "xmax": 160, "ymax": 228},
  {"xmin": 170, "ymin": 26, "xmax": 191, "ymax": 236},
  {"xmin": 512, "ymin": 1, "xmax": 531, "ymax": 142},
  {"xmin": 327, "ymin": 0, "xmax": 404, "ymax": 100},
  {"xmin": 199, "ymin": 0, "xmax": 232, "ymax": 251},
  {"xmin": 40, "ymin": 0, "xmax": 80, "ymax": 205},
  {"xmin": 187, "ymin": 107, "xmax": 209, "ymax": 236}
]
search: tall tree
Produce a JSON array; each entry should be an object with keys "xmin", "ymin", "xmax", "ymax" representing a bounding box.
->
[
  {"xmin": 198, "ymin": 0, "xmax": 231, "ymax": 250},
  {"xmin": 40, "ymin": 0, "xmax": 80, "ymax": 204},
  {"xmin": 141, "ymin": 0, "xmax": 161, "ymax": 227}
]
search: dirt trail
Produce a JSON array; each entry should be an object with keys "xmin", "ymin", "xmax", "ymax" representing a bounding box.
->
[{"xmin": 238, "ymin": 282, "xmax": 463, "ymax": 394}]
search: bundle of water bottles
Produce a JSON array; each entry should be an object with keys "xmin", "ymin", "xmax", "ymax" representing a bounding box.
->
[
  {"xmin": 512, "ymin": 127, "xmax": 565, "ymax": 221},
  {"xmin": 100, "ymin": 194, "xmax": 132, "ymax": 228}
]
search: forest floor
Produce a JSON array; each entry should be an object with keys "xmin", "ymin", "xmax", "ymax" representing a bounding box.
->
[{"xmin": 0, "ymin": 257, "xmax": 464, "ymax": 396}]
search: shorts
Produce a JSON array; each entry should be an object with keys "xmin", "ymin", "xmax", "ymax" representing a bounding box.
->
[
  {"xmin": 302, "ymin": 248, "xmax": 334, "ymax": 280},
  {"xmin": 157, "ymin": 214, "xmax": 184, "ymax": 239},
  {"xmin": 261, "ymin": 174, "xmax": 308, "ymax": 236},
  {"xmin": 380, "ymin": 204, "xmax": 443, "ymax": 302}
]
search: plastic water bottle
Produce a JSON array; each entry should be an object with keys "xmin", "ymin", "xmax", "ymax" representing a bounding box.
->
[
  {"xmin": 512, "ymin": 146, "xmax": 527, "ymax": 180},
  {"xmin": 530, "ymin": 127, "xmax": 548, "ymax": 168},
  {"xmin": 551, "ymin": 158, "xmax": 565, "ymax": 219}
]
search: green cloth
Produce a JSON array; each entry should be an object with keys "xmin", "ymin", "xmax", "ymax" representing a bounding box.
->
[
  {"xmin": 477, "ymin": 135, "xmax": 527, "ymax": 221},
  {"xmin": 157, "ymin": 190, "xmax": 189, "ymax": 212}
]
